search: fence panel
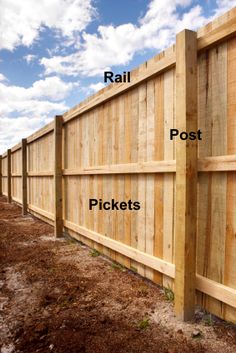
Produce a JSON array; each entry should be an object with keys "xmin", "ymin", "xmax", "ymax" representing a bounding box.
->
[
  {"xmin": 27, "ymin": 131, "xmax": 54, "ymax": 221},
  {"xmin": 11, "ymin": 147, "xmax": 22, "ymax": 203},
  {"xmin": 2, "ymin": 155, "xmax": 7, "ymax": 196},
  {"xmin": 197, "ymin": 35, "xmax": 236, "ymax": 322}
]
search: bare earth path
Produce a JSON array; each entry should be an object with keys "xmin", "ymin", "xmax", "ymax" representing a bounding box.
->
[{"xmin": 0, "ymin": 196, "xmax": 235, "ymax": 353}]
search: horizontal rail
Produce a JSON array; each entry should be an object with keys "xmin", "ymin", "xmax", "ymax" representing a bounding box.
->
[
  {"xmin": 27, "ymin": 171, "xmax": 54, "ymax": 177},
  {"xmin": 3, "ymin": 155, "xmax": 236, "ymax": 179},
  {"xmin": 63, "ymin": 156, "xmax": 236, "ymax": 175},
  {"xmin": 198, "ymin": 155, "xmax": 236, "ymax": 171},
  {"xmin": 28, "ymin": 203, "xmax": 54, "ymax": 220},
  {"xmin": 64, "ymin": 220, "xmax": 175, "ymax": 278},
  {"xmin": 197, "ymin": 11, "xmax": 236, "ymax": 51},
  {"xmin": 63, "ymin": 219, "xmax": 236, "ymax": 308},
  {"xmin": 1, "ymin": 193, "xmax": 236, "ymax": 309},
  {"xmin": 12, "ymin": 196, "xmax": 22, "ymax": 204},
  {"xmin": 63, "ymin": 160, "xmax": 176, "ymax": 175},
  {"xmin": 11, "ymin": 143, "xmax": 22, "ymax": 153},
  {"xmin": 27, "ymin": 122, "xmax": 54, "ymax": 144},
  {"xmin": 196, "ymin": 275, "xmax": 236, "ymax": 309}
]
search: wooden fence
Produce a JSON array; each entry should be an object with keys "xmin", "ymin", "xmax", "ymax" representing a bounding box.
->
[{"xmin": 1, "ymin": 7, "xmax": 236, "ymax": 323}]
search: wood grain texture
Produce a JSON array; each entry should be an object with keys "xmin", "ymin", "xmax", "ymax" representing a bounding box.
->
[
  {"xmin": 7, "ymin": 149, "xmax": 11, "ymax": 203},
  {"xmin": 0, "ymin": 155, "xmax": 2, "ymax": 196},
  {"xmin": 175, "ymin": 30, "xmax": 198, "ymax": 321},
  {"xmin": 223, "ymin": 36, "xmax": 236, "ymax": 322},
  {"xmin": 163, "ymin": 69, "xmax": 175, "ymax": 290},
  {"xmin": 54, "ymin": 115, "xmax": 63, "ymax": 237},
  {"xmin": 10, "ymin": 147, "xmax": 22, "ymax": 202},
  {"xmin": 153, "ymin": 74, "xmax": 164, "ymax": 285},
  {"xmin": 22, "ymin": 139, "xmax": 27, "ymax": 215}
]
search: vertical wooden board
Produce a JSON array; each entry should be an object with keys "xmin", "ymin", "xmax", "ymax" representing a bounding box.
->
[
  {"xmin": 88, "ymin": 175, "xmax": 94, "ymax": 234},
  {"xmin": 196, "ymin": 51, "xmax": 212, "ymax": 308},
  {"xmin": 7, "ymin": 149, "xmax": 11, "ymax": 203},
  {"xmin": 137, "ymin": 63, "xmax": 147, "ymax": 276},
  {"xmin": 1, "ymin": 158, "xmax": 6, "ymax": 194},
  {"xmin": 146, "ymin": 78, "xmax": 155, "ymax": 281},
  {"xmin": 153, "ymin": 74, "xmax": 164, "ymax": 285},
  {"xmin": 107, "ymin": 102, "xmax": 114, "ymax": 258},
  {"xmin": 163, "ymin": 69, "xmax": 175, "ymax": 290},
  {"xmin": 110, "ymin": 99, "xmax": 117, "ymax": 261},
  {"xmin": 22, "ymin": 139, "xmax": 27, "ymax": 214},
  {"xmin": 97, "ymin": 105, "xmax": 104, "ymax": 254},
  {"xmin": 172, "ymin": 69, "xmax": 176, "ymax": 266},
  {"xmin": 112, "ymin": 99, "xmax": 119, "ymax": 261},
  {"xmin": 93, "ymin": 108, "xmax": 100, "ymax": 251},
  {"xmin": 88, "ymin": 111, "xmax": 95, "ymax": 248},
  {"xmin": 76, "ymin": 117, "xmax": 84, "ymax": 241},
  {"xmin": 102, "ymin": 102, "xmax": 111, "ymax": 257},
  {"xmin": 130, "ymin": 85, "xmax": 139, "ymax": 271},
  {"xmin": 116, "ymin": 95, "xmax": 127, "ymax": 266},
  {"xmin": 27, "ymin": 145, "xmax": 31, "ymax": 206},
  {"xmin": 123, "ymin": 92, "xmax": 132, "ymax": 268},
  {"xmin": 83, "ymin": 112, "xmax": 93, "ymax": 248},
  {"xmin": 11, "ymin": 151, "xmax": 14, "ymax": 199},
  {"xmin": 206, "ymin": 43, "xmax": 227, "ymax": 318},
  {"xmin": 175, "ymin": 30, "xmax": 197, "ymax": 321},
  {"xmin": 223, "ymin": 37, "xmax": 236, "ymax": 322},
  {"xmin": 0, "ymin": 155, "xmax": 2, "ymax": 196},
  {"xmin": 79, "ymin": 116, "xmax": 86, "ymax": 230}
]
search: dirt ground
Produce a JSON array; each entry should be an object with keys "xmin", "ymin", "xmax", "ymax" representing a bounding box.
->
[{"xmin": 0, "ymin": 196, "xmax": 236, "ymax": 353}]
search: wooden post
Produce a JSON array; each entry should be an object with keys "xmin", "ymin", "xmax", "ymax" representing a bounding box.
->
[
  {"xmin": 175, "ymin": 30, "xmax": 198, "ymax": 321},
  {"xmin": 0, "ymin": 155, "xmax": 2, "ymax": 196},
  {"xmin": 54, "ymin": 115, "xmax": 63, "ymax": 237},
  {"xmin": 7, "ymin": 149, "xmax": 11, "ymax": 203},
  {"xmin": 22, "ymin": 139, "xmax": 27, "ymax": 215}
]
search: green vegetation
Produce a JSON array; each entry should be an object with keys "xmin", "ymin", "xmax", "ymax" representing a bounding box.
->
[
  {"xmin": 89, "ymin": 249, "xmax": 100, "ymax": 257},
  {"xmin": 137, "ymin": 318, "xmax": 150, "ymax": 330},
  {"xmin": 164, "ymin": 286, "xmax": 174, "ymax": 302},
  {"xmin": 110, "ymin": 262, "xmax": 125, "ymax": 271}
]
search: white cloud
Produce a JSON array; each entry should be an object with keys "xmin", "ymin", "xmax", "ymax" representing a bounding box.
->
[
  {"xmin": 40, "ymin": 0, "xmax": 236, "ymax": 78},
  {"xmin": 40, "ymin": 0, "xmax": 208, "ymax": 77},
  {"xmin": 0, "ymin": 116, "xmax": 51, "ymax": 153},
  {"xmin": 24, "ymin": 54, "xmax": 38, "ymax": 64},
  {"xmin": 0, "ymin": 76, "xmax": 74, "ymax": 115},
  {"xmin": 0, "ymin": 76, "xmax": 77, "ymax": 152},
  {"xmin": 0, "ymin": 0, "xmax": 96, "ymax": 51},
  {"xmin": 0, "ymin": 73, "xmax": 7, "ymax": 82}
]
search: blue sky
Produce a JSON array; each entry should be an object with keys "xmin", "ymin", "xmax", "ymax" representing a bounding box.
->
[{"xmin": 0, "ymin": 0, "xmax": 235, "ymax": 153}]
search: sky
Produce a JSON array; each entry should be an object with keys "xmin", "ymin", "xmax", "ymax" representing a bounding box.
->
[{"xmin": 0, "ymin": 0, "xmax": 235, "ymax": 153}]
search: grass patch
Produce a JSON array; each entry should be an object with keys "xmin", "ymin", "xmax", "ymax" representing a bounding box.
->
[
  {"xmin": 110, "ymin": 262, "xmax": 125, "ymax": 271},
  {"xmin": 137, "ymin": 318, "xmax": 150, "ymax": 330},
  {"xmin": 164, "ymin": 286, "xmax": 174, "ymax": 302},
  {"xmin": 89, "ymin": 249, "xmax": 100, "ymax": 257}
]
